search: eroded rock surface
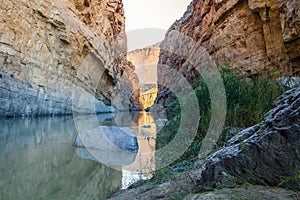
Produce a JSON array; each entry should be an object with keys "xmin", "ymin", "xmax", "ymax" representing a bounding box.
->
[
  {"xmin": 108, "ymin": 87, "xmax": 300, "ymax": 200},
  {"xmin": 166, "ymin": 0, "xmax": 300, "ymax": 73},
  {"xmin": 0, "ymin": 0, "xmax": 141, "ymax": 117},
  {"xmin": 183, "ymin": 186, "xmax": 300, "ymax": 200},
  {"xmin": 128, "ymin": 43, "xmax": 160, "ymax": 109},
  {"xmin": 110, "ymin": 184, "xmax": 300, "ymax": 200},
  {"xmin": 157, "ymin": 0, "xmax": 300, "ymax": 106},
  {"xmin": 127, "ymin": 43, "xmax": 160, "ymax": 87},
  {"xmin": 193, "ymin": 87, "xmax": 300, "ymax": 190}
]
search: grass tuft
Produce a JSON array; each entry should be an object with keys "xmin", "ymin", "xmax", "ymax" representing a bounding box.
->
[{"xmin": 154, "ymin": 66, "xmax": 288, "ymax": 181}]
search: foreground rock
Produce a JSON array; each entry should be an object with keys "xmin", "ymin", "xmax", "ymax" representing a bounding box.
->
[
  {"xmin": 193, "ymin": 87, "xmax": 300, "ymax": 190},
  {"xmin": 109, "ymin": 87, "xmax": 300, "ymax": 199},
  {"xmin": 109, "ymin": 182, "xmax": 299, "ymax": 200},
  {"xmin": 0, "ymin": 0, "xmax": 141, "ymax": 117},
  {"xmin": 278, "ymin": 77, "xmax": 300, "ymax": 88},
  {"xmin": 183, "ymin": 186, "xmax": 300, "ymax": 200}
]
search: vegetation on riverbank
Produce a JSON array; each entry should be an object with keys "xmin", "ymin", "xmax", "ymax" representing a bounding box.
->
[{"xmin": 154, "ymin": 66, "xmax": 288, "ymax": 184}]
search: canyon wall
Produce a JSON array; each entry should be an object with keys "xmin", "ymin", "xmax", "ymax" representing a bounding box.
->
[
  {"xmin": 157, "ymin": 0, "xmax": 300, "ymax": 105},
  {"xmin": 0, "ymin": 0, "xmax": 140, "ymax": 117},
  {"xmin": 128, "ymin": 43, "xmax": 160, "ymax": 109},
  {"xmin": 127, "ymin": 43, "xmax": 160, "ymax": 87}
]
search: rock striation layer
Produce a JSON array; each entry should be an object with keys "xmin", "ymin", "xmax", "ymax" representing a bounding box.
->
[
  {"xmin": 156, "ymin": 0, "xmax": 300, "ymax": 106},
  {"xmin": 0, "ymin": 0, "xmax": 141, "ymax": 117},
  {"xmin": 127, "ymin": 43, "xmax": 160, "ymax": 87},
  {"xmin": 193, "ymin": 86, "xmax": 300, "ymax": 190},
  {"xmin": 108, "ymin": 87, "xmax": 300, "ymax": 200},
  {"xmin": 127, "ymin": 43, "xmax": 160, "ymax": 109}
]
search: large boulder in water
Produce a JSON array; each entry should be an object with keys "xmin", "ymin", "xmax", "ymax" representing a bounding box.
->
[
  {"xmin": 103, "ymin": 126, "xmax": 139, "ymax": 152},
  {"xmin": 193, "ymin": 87, "xmax": 300, "ymax": 190},
  {"xmin": 73, "ymin": 126, "xmax": 139, "ymax": 152}
]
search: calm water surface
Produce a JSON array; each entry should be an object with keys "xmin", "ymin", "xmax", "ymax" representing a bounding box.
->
[{"xmin": 0, "ymin": 112, "xmax": 158, "ymax": 200}]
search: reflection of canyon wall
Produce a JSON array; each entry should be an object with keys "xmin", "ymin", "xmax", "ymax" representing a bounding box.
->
[
  {"xmin": 74, "ymin": 111, "xmax": 157, "ymax": 187},
  {"xmin": 156, "ymin": 0, "xmax": 300, "ymax": 105},
  {"xmin": 0, "ymin": 116, "xmax": 121, "ymax": 200},
  {"xmin": 0, "ymin": 0, "xmax": 141, "ymax": 117},
  {"xmin": 123, "ymin": 112, "xmax": 156, "ymax": 178},
  {"xmin": 128, "ymin": 43, "xmax": 160, "ymax": 108}
]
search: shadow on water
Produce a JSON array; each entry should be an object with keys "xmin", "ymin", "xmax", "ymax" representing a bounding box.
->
[{"xmin": 0, "ymin": 112, "xmax": 160, "ymax": 199}]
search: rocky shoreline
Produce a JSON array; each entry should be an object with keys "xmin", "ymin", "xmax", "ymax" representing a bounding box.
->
[{"xmin": 109, "ymin": 87, "xmax": 300, "ymax": 199}]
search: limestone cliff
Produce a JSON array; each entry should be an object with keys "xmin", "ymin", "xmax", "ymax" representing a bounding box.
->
[
  {"xmin": 0, "ymin": 0, "xmax": 140, "ymax": 117},
  {"xmin": 127, "ymin": 43, "xmax": 160, "ymax": 87},
  {"xmin": 127, "ymin": 43, "xmax": 160, "ymax": 109},
  {"xmin": 157, "ymin": 0, "xmax": 300, "ymax": 105}
]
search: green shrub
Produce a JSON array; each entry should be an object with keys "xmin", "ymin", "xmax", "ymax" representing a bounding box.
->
[
  {"xmin": 219, "ymin": 66, "xmax": 285, "ymax": 128},
  {"xmin": 154, "ymin": 66, "xmax": 287, "ymax": 177}
]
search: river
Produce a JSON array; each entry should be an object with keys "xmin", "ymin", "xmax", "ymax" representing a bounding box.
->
[{"xmin": 0, "ymin": 112, "xmax": 159, "ymax": 200}]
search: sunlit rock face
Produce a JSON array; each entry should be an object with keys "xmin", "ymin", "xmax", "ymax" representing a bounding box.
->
[
  {"xmin": 0, "ymin": 0, "xmax": 141, "ymax": 117},
  {"xmin": 156, "ymin": 0, "xmax": 300, "ymax": 106},
  {"xmin": 128, "ymin": 43, "xmax": 160, "ymax": 109},
  {"xmin": 140, "ymin": 88, "xmax": 158, "ymax": 110},
  {"xmin": 128, "ymin": 43, "xmax": 160, "ymax": 87}
]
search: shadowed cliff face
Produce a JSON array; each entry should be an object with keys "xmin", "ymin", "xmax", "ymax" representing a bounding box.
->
[
  {"xmin": 156, "ymin": 0, "xmax": 300, "ymax": 106},
  {"xmin": 0, "ymin": 0, "xmax": 141, "ymax": 117}
]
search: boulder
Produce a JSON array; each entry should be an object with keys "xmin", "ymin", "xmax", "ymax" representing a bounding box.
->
[
  {"xmin": 73, "ymin": 126, "xmax": 139, "ymax": 152},
  {"xmin": 155, "ymin": 118, "xmax": 168, "ymax": 127},
  {"xmin": 103, "ymin": 126, "xmax": 139, "ymax": 152}
]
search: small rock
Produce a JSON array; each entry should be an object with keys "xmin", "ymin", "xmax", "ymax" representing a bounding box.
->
[
  {"xmin": 156, "ymin": 118, "xmax": 168, "ymax": 127},
  {"xmin": 277, "ymin": 77, "xmax": 300, "ymax": 88}
]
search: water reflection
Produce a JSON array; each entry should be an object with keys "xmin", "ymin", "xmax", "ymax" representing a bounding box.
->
[
  {"xmin": 0, "ymin": 116, "xmax": 122, "ymax": 200},
  {"xmin": 0, "ymin": 112, "xmax": 159, "ymax": 199},
  {"xmin": 118, "ymin": 112, "xmax": 157, "ymax": 189},
  {"xmin": 74, "ymin": 112, "xmax": 157, "ymax": 189}
]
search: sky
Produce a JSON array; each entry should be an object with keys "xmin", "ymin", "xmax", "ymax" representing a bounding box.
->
[{"xmin": 123, "ymin": 0, "xmax": 192, "ymax": 50}]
